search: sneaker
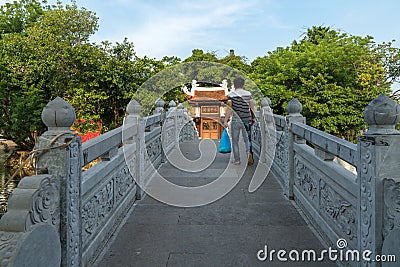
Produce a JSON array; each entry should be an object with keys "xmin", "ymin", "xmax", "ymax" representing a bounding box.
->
[
  {"xmin": 248, "ymin": 152, "xmax": 254, "ymax": 166},
  {"xmin": 231, "ymin": 160, "xmax": 241, "ymax": 165}
]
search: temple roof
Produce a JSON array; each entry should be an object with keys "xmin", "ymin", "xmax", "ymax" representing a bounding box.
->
[
  {"xmin": 191, "ymin": 89, "xmax": 227, "ymax": 101},
  {"xmin": 182, "ymin": 80, "xmax": 229, "ymax": 102}
]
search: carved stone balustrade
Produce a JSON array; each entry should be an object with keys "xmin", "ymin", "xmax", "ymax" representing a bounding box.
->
[
  {"xmin": 0, "ymin": 175, "xmax": 61, "ymax": 267},
  {"xmin": 264, "ymin": 95, "xmax": 400, "ymax": 267},
  {"xmin": 0, "ymin": 96, "xmax": 197, "ymax": 267},
  {"xmin": 359, "ymin": 94, "xmax": 400, "ymax": 266},
  {"xmin": 1, "ymin": 92, "xmax": 398, "ymax": 267}
]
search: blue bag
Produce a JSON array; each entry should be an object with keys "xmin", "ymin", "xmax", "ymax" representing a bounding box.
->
[{"xmin": 218, "ymin": 128, "xmax": 231, "ymax": 153}]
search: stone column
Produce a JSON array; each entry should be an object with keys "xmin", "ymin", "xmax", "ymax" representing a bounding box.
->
[
  {"xmin": 168, "ymin": 100, "xmax": 177, "ymax": 148},
  {"xmin": 358, "ymin": 94, "xmax": 400, "ymax": 267},
  {"xmin": 168, "ymin": 100, "xmax": 177, "ymax": 110},
  {"xmin": 259, "ymin": 97, "xmax": 274, "ymax": 164},
  {"xmin": 182, "ymin": 107, "xmax": 197, "ymax": 142},
  {"xmin": 124, "ymin": 99, "xmax": 143, "ymax": 200},
  {"xmin": 177, "ymin": 103, "xmax": 184, "ymax": 144},
  {"xmin": 286, "ymin": 98, "xmax": 306, "ymax": 199},
  {"xmin": 154, "ymin": 98, "xmax": 166, "ymax": 163},
  {"xmin": 36, "ymin": 97, "xmax": 82, "ymax": 267}
]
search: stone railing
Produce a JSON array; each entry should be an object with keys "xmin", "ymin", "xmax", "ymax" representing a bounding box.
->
[
  {"xmin": 252, "ymin": 97, "xmax": 276, "ymax": 164},
  {"xmin": 267, "ymin": 94, "xmax": 400, "ymax": 267},
  {"xmin": 0, "ymin": 174, "xmax": 61, "ymax": 266},
  {"xmin": 0, "ymin": 96, "xmax": 197, "ymax": 267},
  {"xmin": 1, "ymin": 92, "xmax": 398, "ymax": 267}
]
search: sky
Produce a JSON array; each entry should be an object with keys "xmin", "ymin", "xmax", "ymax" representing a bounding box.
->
[{"xmin": 1, "ymin": 0, "xmax": 399, "ymax": 62}]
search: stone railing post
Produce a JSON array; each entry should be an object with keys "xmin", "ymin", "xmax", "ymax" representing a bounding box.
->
[
  {"xmin": 168, "ymin": 100, "xmax": 177, "ymax": 147},
  {"xmin": 154, "ymin": 98, "xmax": 166, "ymax": 163},
  {"xmin": 35, "ymin": 97, "xmax": 82, "ymax": 267},
  {"xmin": 177, "ymin": 103, "xmax": 184, "ymax": 144},
  {"xmin": 286, "ymin": 98, "xmax": 306, "ymax": 199},
  {"xmin": 358, "ymin": 94, "xmax": 400, "ymax": 266},
  {"xmin": 181, "ymin": 107, "xmax": 197, "ymax": 142},
  {"xmin": 124, "ymin": 99, "xmax": 143, "ymax": 200},
  {"xmin": 259, "ymin": 97, "xmax": 275, "ymax": 164},
  {"xmin": 168, "ymin": 100, "xmax": 176, "ymax": 110},
  {"xmin": 154, "ymin": 98, "xmax": 165, "ymax": 117}
]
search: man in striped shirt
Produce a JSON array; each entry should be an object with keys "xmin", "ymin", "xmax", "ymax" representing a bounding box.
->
[{"xmin": 223, "ymin": 77, "xmax": 255, "ymax": 165}]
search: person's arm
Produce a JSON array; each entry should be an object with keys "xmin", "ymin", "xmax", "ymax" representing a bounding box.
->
[
  {"xmin": 250, "ymin": 99, "xmax": 255, "ymax": 125},
  {"xmin": 223, "ymin": 100, "xmax": 232, "ymax": 128}
]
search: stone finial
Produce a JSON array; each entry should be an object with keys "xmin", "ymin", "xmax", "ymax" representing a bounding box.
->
[
  {"xmin": 155, "ymin": 98, "xmax": 165, "ymax": 108},
  {"xmin": 177, "ymin": 103, "xmax": 184, "ymax": 109},
  {"xmin": 261, "ymin": 97, "xmax": 271, "ymax": 107},
  {"xmin": 41, "ymin": 97, "xmax": 76, "ymax": 131},
  {"xmin": 286, "ymin": 98, "xmax": 302, "ymax": 115},
  {"xmin": 364, "ymin": 94, "xmax": 400, "ymax": 135},
  {"xmin": 154, "ymin": 98, "xmax": 165, "ymax": 115},
  {"xmin": 169, "ymin": 100, "xmax": 176, "ymax": 108},
  {"xmin": 126, "ymin": 98, "xmax": 141, "ymax": 115}
]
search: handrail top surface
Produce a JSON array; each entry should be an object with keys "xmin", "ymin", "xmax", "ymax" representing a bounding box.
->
[
  {"xmin": 291, "ymin": 121, "xmax": 357, "ymax": 165},
  {"xmin": 145, "ymin": 113, "xmax": 162, "ymax": 127}
]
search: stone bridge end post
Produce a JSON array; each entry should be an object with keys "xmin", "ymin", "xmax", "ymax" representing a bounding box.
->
[
  {"xmin": 358, "ymin": 93, "xmax": 400, "ymax": 266},
  {"xmin": 154, "ymin": 98, "xmax": 166, "ymax": 163},
  {"xmin": 286, "ymin": 98, "xmax": 306, "ymax": 200},
  {"xmin": 259, "ymin": 96, "xmax": 273, "ymax": 163},
  {"xmin": 168, "ymin": 100, "xmax": 177, "ymax": 148},
  {"xmin": 176, "ymin": 103, "xmax": 184, "ymax": 146},
  {"xmin": 125, "ymin": 99, "xmax": 144, "ymax": 200},
  {"xmin": 36, "ymin": 96, "xmax": 82, "ymax": 267}
]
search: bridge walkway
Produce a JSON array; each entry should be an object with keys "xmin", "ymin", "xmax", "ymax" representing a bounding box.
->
[{"xmin": 98, "ymin": 141, "xmax": 337, "ymax": 267}]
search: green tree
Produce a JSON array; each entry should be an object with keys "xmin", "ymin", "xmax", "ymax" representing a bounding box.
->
[
  {"xmin": 182, "ymin": 49, "xmax": 256, "ymax": 95},
  {"xmin": 183, "ymin": 49, "xmax": 218, "ymax": 63},
  {"xmin": 374, "ymin": 41, "xmax": 400, "ymax": 84},
  {"xmin": 94, "ymin": 39, "xmax": 164, "ymax": 130},
  {"xmin": 0, "ymin": 0, "xmax": 179, "ymax": 149},
  {"xmin": 251, "ymin": 26, "xmax": 390, "ymax": 141},
  {"xmin": 218, "ymin": 49, "xmax": 251, "ymax": 75},
  {"xmin": 0, "ymin": 1, "xmax": 102, "ymax": 149},
  {"xmin": 0, "ymin": 0, "xmax": 45, "ymax": 37}
]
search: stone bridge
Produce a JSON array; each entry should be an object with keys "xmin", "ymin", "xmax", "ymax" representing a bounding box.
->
[{"xmin": 0, "ymin": 94, "xmax": 399, "ymax": 267}]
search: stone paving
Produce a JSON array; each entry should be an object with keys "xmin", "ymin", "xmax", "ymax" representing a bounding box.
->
[{"xmin": 98, "ymin": 141, "xmax": 337, "ymax": 267}]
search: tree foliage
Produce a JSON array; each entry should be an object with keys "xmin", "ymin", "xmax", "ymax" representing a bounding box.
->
[
  {"xmin": 374, "ymin": 41, "xmax": 400, "ymax": 85},
  {"xmin": 0, "ymin": 1, "xmax": 165, "ymax": 149},
  {"xmin": 0, "ymin": 1, "xmax": 398, "ymax": 150},
  {"xmin": 0, "ymin": 0, "xmax": 45, "ymax": 37},
  {"xmin": 251, "ymin": 26, "xmax": 392, "ymax": 141}
]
